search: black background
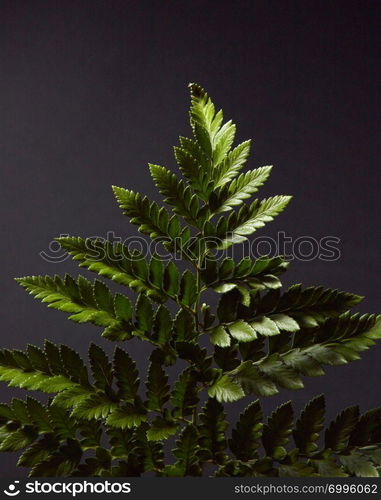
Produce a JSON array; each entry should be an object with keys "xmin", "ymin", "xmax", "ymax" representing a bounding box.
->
[{"xmin": 1, "ymin": 0, "xmax": 380, "ymax": 476}]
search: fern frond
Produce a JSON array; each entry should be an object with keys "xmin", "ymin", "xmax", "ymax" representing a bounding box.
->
[
  {"xmin": 170, "ymin": 424, "xmax": 202, "ymax": 476},
  {"xmin": 208, "ymin": 373, "xmax": 245, "ymax": 403},
  {"xmin": 212, "ymin": 284, "xmax": 363, "ymax": 342},
  {"xmin": 188, "ymin": 83, "xmax": 216, "ymax": 158},
  {"xmin": 210, "ymin": 166, "xmax": 273, "ymax": 214},
  {"xmin": 149, "ymin": 164, "xmax": 204, "ymax": 228},
  {"xmin": 198, "ymin": 398, "xmax": 228, "ymax": 464},
  {"xmin": 6, "ymin": 82, "xmax": 381, "ymax": 478},
  {"xmin": 0, "ymin": 344, "xmax": 93, "ymax": 399},
  {"xmin": 203, "ymin": 255, "xmax": 288, "ymax": 295},
  {"xmin": 170, "ymin": 369, "xmax": 199, "ymax": 418},
  {"xmin": 293, "ymin": 395, "xmax": 326, "ymax": 456},
  {"xmin": 223, "ymin": 396, "xmax": 381, "ymax": 477},
  {"xmin": 88, "ymin": 343, "xmax": 113, "ymax": 391},
  {"xmin": 213, "ymin": 140, "xmax": 251, "ymax": 188},
  {"xmin": 173, "ymin": 144, "xmax": 212, "ymax": 200},
  {"xmin": 112, "ymin": 186, "xmax": 188, "ymax": 246},
  {"xmin": 216, "ymin": 314, "xmax": 381, "ymax": 402},
  {"xmin": 214, "ymin": 196, "xmax": 292, "ymax": 249},
  {"xmin": 146, "ymin": 354, "xmax": 170, "ymax": 412},
  {"xmin": 56, "ymin": 237, "xmax": 168, "ymax": 302},
  {"xmin": 16, "ymin": 274, "xmax": 134, "ymax": 339},
  {"xmin": 257, "ymin": 283, "xmax": 363, "ymax": 328},
  {"xmin": 113, "ymin": 347, "xmax": 139, "ymax": 402},
  {"xmin": 262, "ymin": 401, "xmax": 293, "ymax": 460},
  {"xmin": 147, "ymin": 416, "xmax": 178, "ymax": 442},
  {"xmin": 229, "ymin": 400, "xmax": 263, "ymax": 461}
]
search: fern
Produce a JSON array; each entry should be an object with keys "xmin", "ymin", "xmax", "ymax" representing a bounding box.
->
[{"xmin": 3, "ymin": 83, "xmax": 380, "ymax": 477}]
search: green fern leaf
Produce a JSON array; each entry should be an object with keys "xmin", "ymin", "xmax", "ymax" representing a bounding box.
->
[
  {"xmin": 5, "ymin": 81, "xmax": 381, "ymax": 479},
  {"xmin": 57, "ymin": 237, "xmax": 168, "ymax": 302},
  {"xmin": 71, "ymin": 394, "xmax": 117, "ymax": 420},
  {"xmin": 26, "ymin": 397, "xmax": 54, "ymax": 433},
  {"xmin": 214, "ymin": 345, "xmax": 240, "ymax": 371},
  {"xmin": 107, "ymin": 427, "xmax": 135, "ymax": 459},
  {"xmin": 179, "ymin": 270, "xmax": 198, "ymax": 306},
  {"xmin": 16, "ymin": 275, "xmax": 133, "ymax": 337},
  {"xmin": 223, "ymin": 314, "xmax": 381, "ymax": 399},
  {"xmin": 209, "ymin": 256, "xmax": 288, "ymax": 295},
  {"xmin": 0, "ymin": 427, "xmax": 38, "ymax": 452},
  {"xmin": 238, "ymin": 338, "xmax": 265, "ymax": 363},
  {"xmin": 229, "ymin": 400, "xmax": 263, "ymax": 461},
  {"xmin": 152, "ymin": 304, "xmax": 172, "ymax": 345},
  {"xmin": 270, "ymin": 313, "xmax": 300, "ymax": 332},
  {"xmin": 311, "ymin": 455, "xmax": 348, "ymax": 477},
  {"xmin": 26, "ymin": 344, "xmax": 51, "ymax": 374},
  {"xmin": 17, "ymin": 435, "xmax": 59, "ymax": 468},
  {"xmin": 212, "ymin": 120, "xmax": 236, "ymax": 166},
  {"xmin": 134, "ymin": 423, "xmax": 165, "ymax": 471},
  {"xmin": 60, "ymin": 345, "xmax": 89, "ymax": 386},
  {"xmin": 340, "ymin": 452, "xmax": 379, "ymax": 477},
  {"xmin": 147, "ymin": 416, "xmax": 178, "ymax": 441},
  {"xmin": 216, "ymin": 196, "xmax": 292, "ymax": 249},
  {"xmin": 228, "ymin": 320, "xmax": 257, "ymax": 342},
  {"xmin": 257, "ymin": 354, "xmax": 304, "ymax": 390},
  {"xmin": 112, "ymin": 186, "xmax": 183, "ymax": 245},
  {"xmin": 293, "ymin": 395, "xmax": 326, "ymax": 456},
  {"xmin": 174, "ymin": 309, "xmax": 197, "ymax": 342},
  {"xmin": 163, "ymin": 261, "xmax": 180, "ymax": 298},
  {"xmin": 211, "ymin": 166, "xmax": 273, "ymax": 214},
  {"xmin": 0, "ymin": 402, "xmax": 17, "ymax": 422},
  {"xmin": 325, "ymin": 406, "xmax": 359, "ymax": 452},
  {"xmin": 29, "ymin": 439, "xmax": 82, "ymax": 477},
  {"xmin": 210, "ymin": 325, "xmax": 231, "ymax": 347},
  {"xmin": 135, "ymin": 293, "xmax": 153, "ymax": 333},
  {"xmin": 88, "ymin": 343, "xmax": 113, "ymax": 391},
  {"xmin": 257, "ymin": 284, "xmax": 363, "ymax": 328},
  {"xmin": 113, "ymin": 347, "xmax": 139, "ymax": 401},
  {"xmin": 48, "ymin": 403, "xmax": 77, "ymax": 440},
  {"xmin": 78, "ymin": 420, "xmax": 102, "ymax": 450},
  {"xmin": 178, "ymin": 136, "xmax": 210, "ymax": 171},
  {"xmin": 146, "ymin": 355, "xmax": 170, "ymax": 412},
  {"xmin": 106, "ymin": 401, "xmax": 147, "ymax": 430},
  {"xmin": 278, "ymin": 462, "xmax": 317, "ymax": 477},
  {"xmin": 174, "ymin": 145, "xmax": 211, "ymax": 200},
  {"xmin": 188, "ymin": 83, "xmax": 216, "ymax": 157},
  {"xmin": 198, "ymin": 398, "xmax": 228, "ymax": 464},
  {"xmin": 149, "ymin": 164, "xmax": 203, "ymax": 227},
  {"xmin": 208, "ymin": 373, "xmax": 245, "ymax": 403},
  {"xmin": 44, "ymin": 340, "xmax": 64, "ymax": 375},
  {"xmin": 262, "ymin": 401, "xmax": 293, "ymax": 460},
  {"xmin": 250, "ymin": 316, "xmax": 280, "ymax": 336},
  {"xmin": 171, "ymin": 369, "xmax": 199, "ymax": 418},
  {"xmin": 213, "ymin": 140, "xmax": 251, "ymax": 187},
  {"xmin": 229, "ymin": 361, "xmax": 278, "ymax": 397},
  {"xmin": 53, "ymin": 386, "xmax": 95, "ymax": 410},
  {"xmin": 0, "ymin": 362, "xmax": 78, "ymax": 394},
  {"xmin": 172, "ymin": 423, "xmax": 201, "ymax": 476},
  {"xmin": 349, "ymin": 408, "xmax": 381, "ymax": 446}
]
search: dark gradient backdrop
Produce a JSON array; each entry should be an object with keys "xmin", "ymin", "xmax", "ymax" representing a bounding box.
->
[{"xmin": 1, "ymin": 0, "xmax": 380, "ymax": 477}]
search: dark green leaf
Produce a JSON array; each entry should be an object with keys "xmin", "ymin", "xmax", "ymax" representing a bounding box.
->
[
  {"xmin": 262, "ymin": 401, "xmax": 293, "ymax": 460},
  {"xmin": 113, "ymin": 347, "xmax": 139, "ymax": 401},
  {"xmin": 293, "ymin": 395, "xmax": 325, "ymax": 456},
  {"xmin": 88, "ymin": 343, "xmax": 113, "ymax": 390},
  {"xmin": 229, "ymin": 400, "xmax": 263, "ymax": 461}
]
